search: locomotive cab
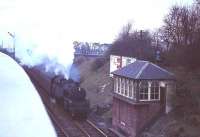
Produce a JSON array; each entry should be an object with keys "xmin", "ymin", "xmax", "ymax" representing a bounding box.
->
[{"xmin": 50, "ymin": 75, "xmax": 66, "ymax": 104}]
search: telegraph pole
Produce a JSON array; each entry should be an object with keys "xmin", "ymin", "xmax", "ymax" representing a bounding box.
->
[{"xmin": 8, "ymin": 32, "xmax": 15, "ymax": 59}]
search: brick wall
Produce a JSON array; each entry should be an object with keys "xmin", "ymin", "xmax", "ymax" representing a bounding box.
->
[{"xmin": 112, "ymin": 96, "xmax": 165, "ymax": 137}]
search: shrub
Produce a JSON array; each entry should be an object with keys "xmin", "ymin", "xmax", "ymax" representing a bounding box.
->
[{"xmin": 91, "ymin": 58, "xmax": 106, "ymax": 71}]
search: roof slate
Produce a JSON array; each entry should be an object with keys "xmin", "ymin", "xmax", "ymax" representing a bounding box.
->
[{"xmin": 112, "ymin": 60, "xmax": 175, "ymax": 80}]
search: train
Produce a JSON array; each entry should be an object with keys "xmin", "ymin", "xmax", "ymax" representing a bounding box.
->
[
  {"xmin": 26, "ymin": 65, "xmax": 90, "ymax": 119},
  {"xmin": 51, "ymin": 75, "xmax": 90, "ymax": 119}
]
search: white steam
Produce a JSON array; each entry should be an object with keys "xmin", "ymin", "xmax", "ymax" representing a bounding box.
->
[
  {"xmin": 0, "ymin": 0, "xmax": 75, "ymax": 78},
  {"xmin": 9, "ymin": 28, "xmax": 74, "ymax": 79},
  {"xmin": 14, "ymin": 30, "xmax": 74, "ymax": 78}
]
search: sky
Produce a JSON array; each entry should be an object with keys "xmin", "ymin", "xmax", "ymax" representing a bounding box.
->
[
  {"xmin": 0, "ymin": 0, "xmax": 194, "ymax": 76},
  {"xmin": 0, "ymin": 0, "xmax": 193, "ymax": 43},
  {"xmin": 0, "ymin": 52, "xmax": 57, "ymax": 137}
]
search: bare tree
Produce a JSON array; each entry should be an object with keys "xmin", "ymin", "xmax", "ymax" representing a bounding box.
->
[
  {"xmin": 107, "ymin": 23, "xmax": 155, "ymax": 61},
  {"xmin": 117, "ymin": 23, "xmax": 132, "ymax": 41},
  {"xmin": 161, "ymin": 2, "xmax": 200, "ymax": 69}
]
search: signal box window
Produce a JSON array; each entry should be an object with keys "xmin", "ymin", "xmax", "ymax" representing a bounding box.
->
[
  {"xmin": 139, "ymin": 81, "xmax": 148, "ymax": 100},
  {"xmin": 150, "ymin": 81, "xmax": 160, "ymax": 100}
]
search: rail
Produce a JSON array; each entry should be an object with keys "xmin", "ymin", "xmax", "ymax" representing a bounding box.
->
[
  {"xmin": 26, "ymin": 68, "xmax": 85, "ymax": 137},
  {"xmin": 26, "ymin": 67, "xmax": 111, "ymax": 137},
  {"xmin": 74, "ymin": 120, "xmax": 108, "ymax": 137},
  {"xmin": 86, "ymin": 120, "xmax": 108, "ymax": 137},
  {"xmin": 46, "ymin": 108, "xmax": 70, "ymax": 137}
]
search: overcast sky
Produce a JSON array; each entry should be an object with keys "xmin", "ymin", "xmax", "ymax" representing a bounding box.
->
[{"xmin": 0, "ymin": 0, "xmax": 193, "ymax": 44}]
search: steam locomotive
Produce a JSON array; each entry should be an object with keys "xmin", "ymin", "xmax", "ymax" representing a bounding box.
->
[
  {"xmin": 50, "ymin": 75, "xmax": 90, "ymax": 119},
  {"xmin": 26, "ymin": 66, "xmax": 90, "ymax": 119}
]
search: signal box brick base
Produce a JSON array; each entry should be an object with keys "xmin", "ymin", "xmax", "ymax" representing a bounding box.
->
[{"xmin": 112, "ymin": 97, "xmax": 165, "ymax": 137}]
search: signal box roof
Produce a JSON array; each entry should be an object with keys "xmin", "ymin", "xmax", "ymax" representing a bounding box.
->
[{"xmin": 112, "ymin": 60, "xmax": 175, "ymax": 80}]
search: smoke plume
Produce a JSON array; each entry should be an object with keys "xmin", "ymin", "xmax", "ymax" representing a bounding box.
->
[{"xmin": 0, "ymin": 0, "xmax": 75, "ymax": 78}]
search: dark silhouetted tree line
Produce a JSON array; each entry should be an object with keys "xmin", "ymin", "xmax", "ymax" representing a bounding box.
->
[
  {"xmin": 107, "ymin": 0, "xmax": 200, "ymax": 70},
  {"xmin": 106, "ymin": 24, "xmax": 156, "ymax": 61},
  {"xmin": 161, "ymin": 1, "xmax": 200, "ymax": 70}
]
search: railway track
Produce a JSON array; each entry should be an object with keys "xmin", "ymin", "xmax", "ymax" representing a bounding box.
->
[
  {"xmin": 47, "ymin": 108, "xmax": 70, "ymax": 137},
  {"xmin": 74, "ymin": 120, "xmax": 107, "ymax": 137},
  {"xmin": 25, "ymin": 67, "xmax": 111, "ymax": 137},
  {"xmin": 26, "ymin": 68, "xmax": 89, "ymax": 137}
]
